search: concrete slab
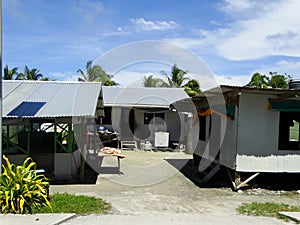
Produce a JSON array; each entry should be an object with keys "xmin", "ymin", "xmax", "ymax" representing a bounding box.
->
[
  {"xmin": 0, "ymin": 213, "xmax": 76, "ymax": 225},
  {"xmin": 278, "ymin": 211, "xmax": 300, "ymax": 222},
  {"xmin": 61, "ymin": 214, "xmax": 290, "ymax": 225}
]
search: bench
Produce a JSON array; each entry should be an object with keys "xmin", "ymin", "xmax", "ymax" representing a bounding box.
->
[
  {"xmin": 98, "ymin": 152, "xmax": 125, "ymax": 175},
  {"xmin": 120, "ymin": 141, "xmax": 138, "ymax": 150}
]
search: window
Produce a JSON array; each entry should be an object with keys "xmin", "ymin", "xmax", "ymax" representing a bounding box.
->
[
  {"xmin": 199, "ymin": 115, "xmax": 206, "ymax": 141},
  {"xmin": 290, "ymin": 120, "xmax": 299, "ymax": 142},
  {"xmin": 278, "ymin": 112, "xmax": 300, "ymax": 150},
  {"xmin": 144, "ymin": 113, "xmax": 165, "ymax": 125},
  {"xmin": 102, "ymin": 107, "xmax": 112, "ymax": 124}
]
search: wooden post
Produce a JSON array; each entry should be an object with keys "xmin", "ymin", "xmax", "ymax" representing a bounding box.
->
[
  {"xmin": 226, "ymin": 168, "xmax": 237, "ymax": 190},
  {"xmin": 186, "ymin": 113, "xmax": 194, "ymax": 154},
  {"xmin": 80, "ymin": 118, "xmax": 86, "ymax": 182}
]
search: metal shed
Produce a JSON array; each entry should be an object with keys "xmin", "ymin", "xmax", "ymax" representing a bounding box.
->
[
  {"xmin": 2, "ymin": 80, "xmax": 104, "ymax": 179},
  {"xmin": 192, "ymin": 85, "xmax": 300, "ymax": 189},
  {"xmin": 101, "ymin": 86, "xmax": 190, "ymax": 150}
]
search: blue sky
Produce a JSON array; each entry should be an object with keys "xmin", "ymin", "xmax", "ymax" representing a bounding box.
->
[{"xmin": 3, "ymin": 0, "xmax": 300, "ymax": 89}]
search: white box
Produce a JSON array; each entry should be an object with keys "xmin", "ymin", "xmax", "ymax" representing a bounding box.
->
[{"xmin": 155, "ymin": 132, "xmax": 169, "ymax": 147}]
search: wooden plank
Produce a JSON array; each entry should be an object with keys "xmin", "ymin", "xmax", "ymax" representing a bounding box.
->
[{"xmin": 236, "ymin": 172, "xmax": 260, "ymax": 190}]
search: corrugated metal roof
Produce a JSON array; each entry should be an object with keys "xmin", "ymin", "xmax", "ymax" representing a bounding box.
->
[
  {"xmin": 102, "ymin": 86, "xmax": 189, "ymax": 108},
  {"xmin": 193, "ymin": 85, "xmax": 300, "ymax": 99},
  {"xmin": 3, "ymin": 80, "xmax": 103, "ymax": 118}
]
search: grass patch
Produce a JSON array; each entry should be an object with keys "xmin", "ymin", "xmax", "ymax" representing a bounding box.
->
[
  {"xmin": 32, "ymin": 193, "xmax": 111, "ymax": 215},
  {"xmin": 237, "ymin": 202, "xmax": 300, "ymax": 220}
]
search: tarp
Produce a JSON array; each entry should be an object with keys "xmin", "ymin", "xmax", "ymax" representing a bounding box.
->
[
  {"xmin": 268, "ymin": 99, "xmax": 300, "ymax": 112},
  {"xmin": 197, "ymin": 105, "xmax": 235, "ymax": 120},
  {"xmin": 193, "ymin": 105, "xmax": 235, "ymax": 126}
]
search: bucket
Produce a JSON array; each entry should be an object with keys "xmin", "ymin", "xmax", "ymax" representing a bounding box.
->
[{"xmin": 144, "ymin": 141, "xmax": 152, "ymax": 151}]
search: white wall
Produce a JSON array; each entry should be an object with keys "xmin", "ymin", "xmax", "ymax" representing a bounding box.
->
[
  {"xmin": 237, "ymin": 93, "xmax": 278, "ymax": 156},
  {"xmin": 105, "ymin": 107, "xmax": 183, "ymax": 147},
  {"xmin": 54, "ymin": 151, "xmax": 80, "ymax": 177},
  {"xmin": 219, "ymin": 108, "xmax": 238, "ymax": 169},
  {"xmin": 236, "ymin": 93, "xmax": 300, "ymax": 172},
  {"xmin": 133, "ymin": 110, "xmax": 182, "ymax": 144}
]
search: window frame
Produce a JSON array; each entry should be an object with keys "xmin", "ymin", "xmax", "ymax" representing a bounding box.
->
[
  {"xmin": 144, "ymin": 112, "xmax": 165, "ymax": 125},
  {"xmin": 278, "ymin": 111, "xmax": 300, "ymax": 150}
]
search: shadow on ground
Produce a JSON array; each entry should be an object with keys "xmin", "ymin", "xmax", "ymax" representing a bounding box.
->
[
  {"xmin": 165, "ymin": 158, "xmax": 300, "ymax": 191},
  {"xmin": 165, "ymin": 158, "xmax": 233, "ymax": 189},
  {"xmin": 50, "ymin": 155, "xmax": 300, "ymax": 191},
  {"xmin": 49, "ymin": 164, "xmax": 99, "ymax": 185}
]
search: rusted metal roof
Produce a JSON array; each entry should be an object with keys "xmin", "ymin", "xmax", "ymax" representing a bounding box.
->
[{"xmin": 193, "ymin": 85, "xmax": 300, "ymax": 99}]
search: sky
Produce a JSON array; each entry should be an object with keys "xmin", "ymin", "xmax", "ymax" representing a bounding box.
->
[{"xmin": 3, "ymin": 0, "xmax": 300, "ymax": 89}]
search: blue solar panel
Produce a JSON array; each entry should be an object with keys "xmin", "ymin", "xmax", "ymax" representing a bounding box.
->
[{"xmin": 8, "ymin": 101, "xmax": 46, "ymax": 117}]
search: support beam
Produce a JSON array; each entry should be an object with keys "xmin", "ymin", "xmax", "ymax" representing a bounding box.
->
[
  {"xmin": 6, "ymin": 126, "xmax": 9, "ymax": 153},
  {"xmin": 226, "ymin": 168, "xmax": 237, "ymax": 190},
  {"xmin": 80, "ymin": 118, "xmax": 86, "ymax": 182},
  {"xmin": 235, "ymin": 172, "xmax": 260, "ymax": 190},
  {"xmin": 67, "ymin": 124, "xmax": 73, "ymax": 153},
  {"xmin": 2, "ymin": 125, "xmax": 29, "ymax": 154},
  {"xmin": 54, "ymin": 123, "xmax": 57, "ymax": 153},
  {"xmin": 26, "ymin": 125, "xmax": 30, "ymax": 154}
]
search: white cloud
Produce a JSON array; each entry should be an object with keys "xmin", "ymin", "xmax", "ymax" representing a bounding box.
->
[
  {"xmin": 186, "ymin": 72, "xmax": 250, "ymax": 90},
  {"xmin": 113, "ymin": 70, "xmax": 146, "ymax": 87},
  {"xmin": 71, "ymin": 0, "xmax": 105, "ymax": 24},
  {"xmin": 221, "ymin": 0, "xmax": 255, "ymax": 11},
  {"xmin": 215, "ymin": 74, "xmax": 250, "ymax": 86},
  {"xmin": 256, "ymin": 60, "xmax": 300, "ymax": 79},
  {"xmin": 218, "ymin": 0, "xmax": 259, "ymax": 19},
  {"xmin": 50, "ymin": 71, "xmax": 78, "ymax": 81},
  {"xmin": 3, "ymin": 0, "xmax": 25, "ymax": 20},
  {"xmin": 67, "ymin": 36, "xmax": 104, "ymax": 58},
  {"xmin": 215, "ymin": 0, "xmax": 300, "ymax": 60},
  {"xmin": 165, "ymin": 1, "xmax": 300, "ymax": 61},
  {"xmin": 130, "ymin": 18, "xmax": 178, "ymax": 31}
]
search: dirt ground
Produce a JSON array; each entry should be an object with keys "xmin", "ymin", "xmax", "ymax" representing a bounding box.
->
[{"xmin": 50, "ymin": 150, "xmax": 300, "ymax": 216}]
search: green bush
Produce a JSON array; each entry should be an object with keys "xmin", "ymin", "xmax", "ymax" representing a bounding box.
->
[{"xmin": 0, "ymin": 155, "xmax": 51, "ymax": 214}]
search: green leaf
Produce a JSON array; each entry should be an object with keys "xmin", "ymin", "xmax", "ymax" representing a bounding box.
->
[{"xmin": 0, "ymin": 156, "xmax": 51, "ymax": 214}]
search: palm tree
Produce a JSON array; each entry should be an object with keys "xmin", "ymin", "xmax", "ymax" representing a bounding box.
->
[
  {"xmin": 40, "ymin": 77, "xmax": 56, "ymax": 81},
  {"xmin": 142, "ymin": 75, "xmax": 164, "ymax": 87},
  {"xmin": 16, "ymin": 66, "xmax": 43, "ymax": 80},
  {"xmin": 3, "ymin": 65, "xmax": 18, "ymax": 80},
  {"xmin": 160, "ymin": 64, "xmax": 189, "ymax": 88},
  {"xmin": 184, "ymin": 79, "xmax": 201, "ymax": 96},
  {"xmin": 77, "ymin": 60, "xmax": 118, "ymax": 86},
  {"xmin": 102, "ymin": 78, "xmax": 119, "ymax": 86}
]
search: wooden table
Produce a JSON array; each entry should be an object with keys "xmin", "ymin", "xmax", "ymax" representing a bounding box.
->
[{"xmin": 98, "ymin": 152, "xmax": 125, "ymax": 175}]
